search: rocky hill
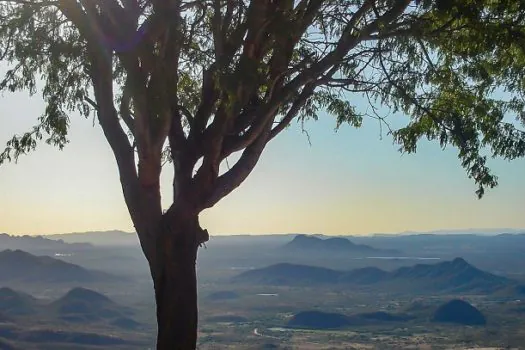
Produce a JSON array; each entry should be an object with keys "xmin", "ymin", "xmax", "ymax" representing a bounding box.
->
[
  {"xmin": 432, "ymin": 299, "xmax": 486, "ymax": 325},
  {"xmin": 49, "ymin": 287, "xmax": 134, "ymax": 325}
]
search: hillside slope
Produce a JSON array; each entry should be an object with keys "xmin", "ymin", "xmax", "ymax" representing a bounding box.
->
[
  {"xmin": 235, "ymin": 258, "xmax": 512, "ymax": 293},
  {"xmin": 0, "ymin": 250, "xmax": 113, "ymax": 283}
]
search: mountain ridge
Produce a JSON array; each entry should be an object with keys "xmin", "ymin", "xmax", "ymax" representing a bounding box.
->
[
  {"xmin": 0, "ymin": 249, "xmax": 114, "ymax": 283},
  {"xmin": 0, "ymin": 233, "xmax": 92, "ymax": 252},
  {"xmin": 234, "ymin": 258, "xmax": 512, "ymax": 293},
  {"xmin": 284, "ymin": 234, "xmax": 401, "ymax": 255}
]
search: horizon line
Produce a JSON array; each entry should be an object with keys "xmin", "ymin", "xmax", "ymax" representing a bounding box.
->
[{"xmin": 3, "ymin": 227, "xmax": 524, "ymax": 237}]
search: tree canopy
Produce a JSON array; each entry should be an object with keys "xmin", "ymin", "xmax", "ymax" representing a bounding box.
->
[{"xmin": 1, "ymin": 0, "xmax": 524, "ymax": 207}]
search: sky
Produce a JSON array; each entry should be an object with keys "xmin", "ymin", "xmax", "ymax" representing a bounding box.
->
[{"xmin": 0, "ymin": 77, "xmax": 524, "ymax": 236}]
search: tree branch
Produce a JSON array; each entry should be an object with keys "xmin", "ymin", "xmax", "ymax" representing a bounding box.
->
[
  {"xmin": 119, "ymin": 77, "xmax": 135, "ymax": 135},
  {"xmin": 269, "ymin": 83, "xmax": 317, "ymax": 140},
  {"xmin": 201, "ymin": 121, "xmax": 272, "ymax": 209}
]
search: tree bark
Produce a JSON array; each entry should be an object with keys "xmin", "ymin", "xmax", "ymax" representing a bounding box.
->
[{"xmin": 151, "ymin": 208, "xmax": 209, "ymax": 350}]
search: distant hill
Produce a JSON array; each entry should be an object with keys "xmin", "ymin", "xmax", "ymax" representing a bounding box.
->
[
  {"xmin": 233, "ymin": 263, "xmax": 341, "ymax": 285},
  {"xmin": 234, "ymin": 258, "xmax": 513, "ymax": 293},
  {"xmin": 284, "ymin": 235, "xmax": 400, "ymax": 255},
  {"xmin": 0, "ymin": 250, "xmax": 113, "ymax": 283},
  {"xmin": 0, "ymin": 288, "xmax": 38, "ymax": 316},
  {"xmin": 0, "ymin": 288, "xmax": 143, "ymax": 347},
  {"xmin": 0, "ymin": 233, "xmax": 92, "ymax": 252},
  {"xmin": 46, "ymin": 230, "xmax": 138, "ymax": 246},
  {"xmin": 432, "ymin": 299, "xmax": 486, "ymax": 325},
  {"xmin": 390, "ymin": 257, "xmax": 510, "ymax": 293},
  {"xmin": 0, "ymin": 287, "xmax": 140, "ymax": 331},
  {"xmin": 49, "ymin": 287, "xmax": 134, "ymax": 324}
]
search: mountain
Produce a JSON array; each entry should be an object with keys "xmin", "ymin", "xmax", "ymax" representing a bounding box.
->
[
  {"xmin": 49, "ymin": 287, "xmax": 136, "ymax": 324},
  {"xmin": 0, "ymin": 233, "xmax": 92, "ymax": 252},
  {"xmin": 232, "ymin": 263, "xmax": 341, "ymax": 285},
  {"xmin": 234, "ymin": 258, "xmax": 512, "ymax": 293},
  {"xmin": 390, "ymin": 257, "xmax": 509, "ymax": 293},
  {"xmin": 0, "ymin": 288, "xmax": 143, "ymax": 347},
  {"xmin": 0, "ymin": 250, "xmax": 113, "ymax": 283},
  {"xmin": 0, "ymin": 288, "xmax": 38, "ymax": 316},
  {"xmin": 0, "ymin": 287, "xmax": 140, "ymax": 330},
  {"xmin": 432, "ymin": 299, "xmax": 486, "ymax": 325},
  {"xmin": 284, "ymin": 235, "xmax": 400, "ymax": 255},
  {"xmin": 46, "ymin": 230, "xmax": 139, "ymax": 246}
]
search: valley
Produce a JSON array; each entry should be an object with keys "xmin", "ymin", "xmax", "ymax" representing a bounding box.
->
[{"xmin": 0, "ymin": 231, "xmax": 525, "ymax": 349}]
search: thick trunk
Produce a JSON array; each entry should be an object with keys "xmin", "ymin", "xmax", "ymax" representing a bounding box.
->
[{"xmin": 151, "ymin": 210, "xmax": 208, "ymax": 350}]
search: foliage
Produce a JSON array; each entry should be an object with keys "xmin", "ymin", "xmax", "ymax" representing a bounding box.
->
[{"xmin": 0, "ymin": 0, "xmax": 524, "ymax": 205}]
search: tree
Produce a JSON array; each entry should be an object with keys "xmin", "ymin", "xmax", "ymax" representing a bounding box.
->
[{"xmin": 0, "ymin": 0, "xmax": 524, "ymax": 348}]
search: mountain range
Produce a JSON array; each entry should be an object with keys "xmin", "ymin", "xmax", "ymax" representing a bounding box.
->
[
  {"xmin": 0, "ymin": 287, "xmax": 141, "ymax": 348},
  {"xmin": 46, "ymin": 231, "xmax": 139, "ymax": 246},
  {"xmin": 284, "ymin": 234, "xmax": 401, "ymax": 255},
  {"xmin": 286, "ymin": 298, "xmax": 486, "ymax": 330},
  {"xmin": 0, "ymin": 233, "xmax": 92, "ymax": 252},
  {"xmin": 0, "ymin": 287, "xmax": 139, "ymax": 329},
  {"xmin": 0, "ymin": 250, "xmax": 114, "ymax": 283},
  {"xmin": 234, "ymin": 258, "xmax": 513, "ymax": 294}
]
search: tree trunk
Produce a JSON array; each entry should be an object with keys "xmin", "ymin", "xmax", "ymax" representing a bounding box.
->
[{"xmin": 151, "ymin": 209, "xmax": 209, "ymax": 350}]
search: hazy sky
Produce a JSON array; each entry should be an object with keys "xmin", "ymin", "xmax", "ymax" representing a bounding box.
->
[{"xmin": 1, "ymin": 73, "xmax": 524, "ymax": 236}]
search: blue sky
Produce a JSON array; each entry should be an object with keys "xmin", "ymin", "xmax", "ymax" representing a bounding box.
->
[{"xmin": 0, "ymin": 76, "xmax": 524, "ymax": 235}]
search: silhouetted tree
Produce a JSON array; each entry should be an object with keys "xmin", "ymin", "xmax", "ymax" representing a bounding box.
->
[{"xmin": 1, "ymin": 1, "xmax": 524, "ymax": 348}]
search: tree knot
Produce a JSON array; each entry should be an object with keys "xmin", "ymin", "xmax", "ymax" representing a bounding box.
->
[{"xmin": 197, "ymin": 228, "xmax": 209, "ymax": 247}]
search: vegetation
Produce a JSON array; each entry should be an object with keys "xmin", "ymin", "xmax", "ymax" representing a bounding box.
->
[
  {"xmin": 1, "ymin": 0, "xmax": 525, "ymax": 348},
  {"xmin": 432, "ymin": 299, "xmax": 487, "ymax": 326}
]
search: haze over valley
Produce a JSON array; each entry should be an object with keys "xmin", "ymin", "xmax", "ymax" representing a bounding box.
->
[{"xmin": 0, "ymin": 230, "xmax": 524, "ymax": 349}]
